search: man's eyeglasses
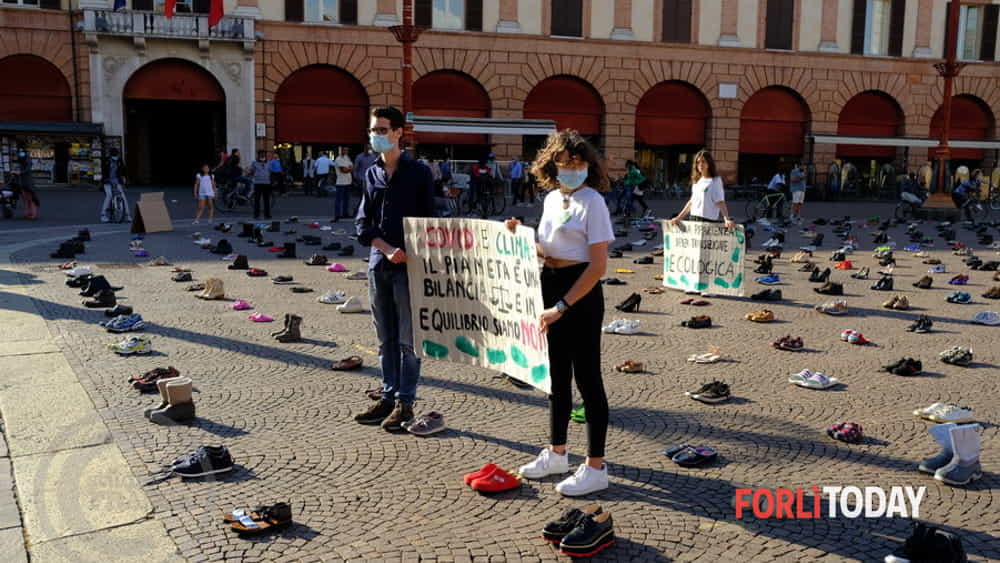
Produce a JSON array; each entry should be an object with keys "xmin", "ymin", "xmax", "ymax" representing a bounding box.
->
[{"xmin": 367, "ymin": 127, "xmax": 392, "ymax": 135}]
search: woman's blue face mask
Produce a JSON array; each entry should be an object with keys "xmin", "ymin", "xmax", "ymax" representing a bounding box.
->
[{"xmin": 556, "ymin": 167, "xmax": 588, "ymax": 190}]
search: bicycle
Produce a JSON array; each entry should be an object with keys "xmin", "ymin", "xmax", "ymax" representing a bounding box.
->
[
  {"xmin": 461, "ymin": 178, "xmax": 506, "ymax": 218},
  {"xmin": 958, "ymin": 190, "xmax": 990, "ymax": 223},
  {"xmin": 987, "ymin": 182, "xmax": 1000, "ymax": 211},
  {"xmin": 105, "ymin": 184, "xmax": 129, "ymax": 223},
  {"xmin": 745, "ymin": 189, "xmax": 790, "ymax": 220},
  {"xmin": 214, "ymin": 179, "xmax": 254, "ymax": 212}
]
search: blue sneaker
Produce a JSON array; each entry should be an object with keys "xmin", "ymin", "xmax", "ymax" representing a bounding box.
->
[
  {"xmin": 106, "ymin": 314, "xmax": 145, "ymax": 333},
  {"xmin": 904, "ymin": 244, "xmax": 921, "ymax": 252},
  {"xmin": 754, "ymin": 274, "xmax": 780, "ymax": 285}
]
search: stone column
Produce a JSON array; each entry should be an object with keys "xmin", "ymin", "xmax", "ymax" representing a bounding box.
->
[
  {"xmin": 375, "ymin": 0, "xmax": 399, "ymax": 27},
  {"xmin": 719, "ymin": 0, "xmax": 740, "ymax": 46},
  {"xmin": 497, "ymin": 0, "xmax": 520, "ymax": 32},
  {"xmin": 611, "ymin": 0, "xmax": 634, "ymax": 40},
  {"xmin": 912, "ymin": 0, "xmax": 933, "ymax": 57},
  {"xmin": 818, "ymin": 0, "xmax": 839, "ymax": 52}
]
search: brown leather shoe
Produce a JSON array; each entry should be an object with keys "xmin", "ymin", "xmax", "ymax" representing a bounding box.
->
[
  {"xmin": 355, "ymin": 400, "xmax": 395, "ymax": 425},
  {"xmin": 381, "ymin": 401, "xmax": 414, "ymax": 432}
]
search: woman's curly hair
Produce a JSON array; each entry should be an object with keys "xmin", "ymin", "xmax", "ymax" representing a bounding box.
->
[{"xmin": 530, "ymin": 130, "xmax": 610, "ymax": 192}]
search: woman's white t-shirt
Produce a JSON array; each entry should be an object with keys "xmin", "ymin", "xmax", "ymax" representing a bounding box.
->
[
  {"xmin": 689, "ymin": 177, "xmax": 725, "ymax": 220},
  {"xmin": 196, "ymin": 174, "xmax": 215, "ymax": 197},
  {"xmin": 537, "ymin": 187, "xmax": 615, "ymax": 262}
]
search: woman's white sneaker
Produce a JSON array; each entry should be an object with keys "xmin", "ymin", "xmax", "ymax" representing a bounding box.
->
[
  {"xmin": 555, "ymin": 464, "xmax": 609, "ymax": 496},
  {"xmin": 518, "ymin": 448, "xmax": 570, "ymax": 479}
]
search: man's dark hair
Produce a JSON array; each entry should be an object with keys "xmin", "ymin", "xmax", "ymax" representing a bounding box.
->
[{"xmin": 371, "ymin": 106, "xmax": 405, "ymax": 130}]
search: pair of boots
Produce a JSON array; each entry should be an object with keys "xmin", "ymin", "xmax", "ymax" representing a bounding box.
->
[
  {"xmin": 211, "ymin": 239, "xmax": 233, "ymax": 255},
  {"xmin": 196, "ymin": 278, "xmax": 225, "ymax": 300},
  {"xmin": 228, "ymin": 255, "xmax": 249, "ymax": 270},
  {"xmin": 237, "ymin": 223, "xmax": 254, "ymax": 237},
  {"xmin": 146, "ymin": 376, "xmax": 196, "ymax": 425},
  {"xmin": 80, "ymin": 275, "xmax": 121, "ymax": 297},
  {"xmin": 51, "ymin": 239, "xmax": 85, "ymax": 259},
  {"xmin": 266, "ymin": 221, "xmax": 281, "ymax": 233},
  {"xmin": 278, "ymin": 243, "xmax": 296, "ymax": 259},
  {"xmin": 919, "ymin": 423, "xmax": 982, "ymax": 486},
  {"xmin": 754, "ymin": 257, "xmax": 773, "ymax": 275},
  {"xmin": 272, "ymin": 314, "xmax": 302, "ymax": 343},
  {"xmin": 872, "ymin": 275, "xmax": 894, "ymax": 291},
  {"xmin": 83, "ymin": 288, "xmax": 116, "ymax": 308}
]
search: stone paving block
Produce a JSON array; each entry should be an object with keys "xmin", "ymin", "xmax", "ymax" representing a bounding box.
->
[
  {"xmin": 0, "ymin": 458, "xmax": 22, "ymax": 530},
  {"xmin": 0, "ymin": 527, "xmax": 28, "ymax": 563},
  {"xmin": 28, "ymin": 520, "xmax": 183, "ymax": 563},
  {"xmin": 0, "ymin": 377, "xmax": 110, "ymax": 457},
  {"xmin": 0, "ymin": 340, "xmax": 60, "ymax": 358},
  {"xmin": 12, "ymin": 444, "xmax": 152, "ymax": 543}
]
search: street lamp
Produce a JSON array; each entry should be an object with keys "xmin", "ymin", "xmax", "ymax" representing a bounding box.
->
[
  {"xmin": 388, "ymin": 0, "xmax": 425, "ymax": 152},
  {"xmin": 933, "ymin": 0, "xmax": 964, "ymax": 196}
]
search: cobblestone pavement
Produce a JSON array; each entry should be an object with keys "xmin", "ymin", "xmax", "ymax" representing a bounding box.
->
[{"xmin": 4, "ymin": 209, "xmax": 999, "ymax": 562}]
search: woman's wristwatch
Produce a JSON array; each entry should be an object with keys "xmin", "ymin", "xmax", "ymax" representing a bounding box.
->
[{"xmin": 555, "ymin": 299, "xmax": 570, "ymax": 313}]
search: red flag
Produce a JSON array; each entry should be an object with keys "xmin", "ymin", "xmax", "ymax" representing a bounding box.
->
[
  {"xmin": 163, "ymin": 0, "xmax": 175, "ymax": 18},
  {"xmin": 208, "ymin": 0, "xmax": 224, "ymax": 28}
]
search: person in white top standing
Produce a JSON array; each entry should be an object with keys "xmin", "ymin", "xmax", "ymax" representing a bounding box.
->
[
  {"xmin": 333, "ymin": 147, "xmax": 354, "ymax": 221},
  {"xmin": 314, "ymin": 151, "xmax": 332, "ymax": 198},
  {"xmin": 192, "ymin": 163, "xmax": 216, "ymax": 224},
  {"xmin": 301, "ymin": 151, "xmax": 316, "ymax": 196},
  {"xmin": 505, "ymin": 130, "xmax": 614, "ymax": 497},
  {"xmin": 669, "ymin": 150, "xmax": 735, "ymax": 229}
]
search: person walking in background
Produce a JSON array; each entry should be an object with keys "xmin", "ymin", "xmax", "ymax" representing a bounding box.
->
[
  {"xmin": 789, "ymin": 162, "xmax": 806, "ymax": 223},
  {"xmin": 765, "ymin": 168, "xmax": 787, "ymax": 220},
  {"xmin": 353, "ymin": 106, "xmax": 436, "ymax": 432},
  {"xmin": 623, "ymin": 160, "xmax": 649, "ymax": 217},
  {"xmin": 192, "ymin": 163, "xmax": 216, "ymax": 224},
  {"xmin": 301, "ymin": 151, "xmax": 316, "ymax": 196},
  {"xmin": 251, "ymin": 150, "xmax": 272, "ymax": 219},
  {"xmin": 268, "ymin": 152, "xmax": 285, "ymax": 195},
  {"xmin": 510, "ymin": 155, "xmax": 527, "ymax": 206},
  {"xmin": 314, "ymin": 151, "xmax": 331, "ymax": 197},
  {"xmin": 668, "ymin": 150, "xmax": 735, "ymax": 230},
  {"xmin": 333, "ymin": 146, "xmax": 354, "ymax": 221},
  {"xmin": 99, "ymin": 147, "xmax": 128, "ymax": 223},
  {"xmin": 353, "ymin": 144, "xmax": 379, "ymax": 213},
  {"xmin": 508, "ymin": 130, "xmax": 614, "ymax": 496},
  {"xmin": 470, "ymin": 158, "xmax": 490, "ymax": 214},
  {"xmin": 14, "ymin": 149, "xmax": 39, "ymax": 220}
]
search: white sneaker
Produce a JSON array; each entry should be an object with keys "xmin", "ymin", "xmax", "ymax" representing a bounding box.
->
[
  {"xmin": 613, "ymin": 320, "xmax": 640, "ymax": 335},
  {"xmin": 518, "ymin": 448, "xmax": 570, "ymax": 480},
  {"xmin": 555, "ymin": 464, "xmax": 609, "ymax": 496},
  {"xmin": 929, "ymin": 405, "xmax": 975, "ymax": 423},
  {"xmin": 913, "ymin": 403, "xmax": 947, "ymax": 418},
  {"xmin": 336, "ymin": 296, "xmax": 364, "ymax": 313},
  {"xmin": 318, "ymin": 290, "xmax": 347, "ymax": 304},
  {"xmin": 602, "ymin": 320, "xmax": 624, "ymax": 333},
  {"xmin": 65, "ymin": 265, "xmax": 92, "ymax": 277}
]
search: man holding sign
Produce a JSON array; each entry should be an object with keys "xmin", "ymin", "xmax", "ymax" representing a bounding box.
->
[{"xmin": 354, "ymin": 106, "xmax": 437, "ymax": 432}]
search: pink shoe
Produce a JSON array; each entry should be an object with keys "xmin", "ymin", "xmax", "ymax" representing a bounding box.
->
[
  {"xmin": 327, "ymin": 263, "xmax": 348, "ymax": 272},
  {"xmin": 248, "ymin": 313, "xmax": 273, "ymax": 322},
  {"xmin": 231, "ymin": 299, "xmax": 252, "ymax": 311}
]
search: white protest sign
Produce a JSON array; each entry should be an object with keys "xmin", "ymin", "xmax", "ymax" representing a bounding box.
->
[
  {"xmin": 661, "ymin": 221, "xmax": 746, "ymax": 296},
  {"xmin": 404, "ymin": 217, "xmax": 551, "ymax": 393}
]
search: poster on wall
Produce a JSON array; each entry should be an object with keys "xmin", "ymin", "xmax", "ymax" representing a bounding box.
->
[
  {"xmin": 661, "ymin": 221, "xmax": 746, "ymax": 297},
  {"xmin": 404, "ymin": 217, "xmax": 551, "ymax": 394}
]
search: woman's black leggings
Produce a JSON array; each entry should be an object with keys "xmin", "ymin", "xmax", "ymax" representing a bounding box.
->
[{"xmin": 542, "ymin": 263, "xmax": 609, "ymax": 458}]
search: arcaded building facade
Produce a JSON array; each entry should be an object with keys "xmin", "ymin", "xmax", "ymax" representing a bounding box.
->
[{"xmin": 2, "ymin": 0, "xmax": 999, "ymax": 191}]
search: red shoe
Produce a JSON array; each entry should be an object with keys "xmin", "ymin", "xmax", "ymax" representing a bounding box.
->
[
  {"xmin": 835, "ymin": 260, "xmax": 853, "ymax": 270},
  {"xmin": 464, "ymin": 463, "xmax": 497, "ymax": 485},
  {"xmin": 470, "ymin": 467, "xmax": 521, "ymax": 493},
  {"xmin": 308, "ymin": 221, "xmax": 320, "ymax": 229},
  {"xmin": 268, "ymin": 246, "xmax": 284, "ymax": 252}
]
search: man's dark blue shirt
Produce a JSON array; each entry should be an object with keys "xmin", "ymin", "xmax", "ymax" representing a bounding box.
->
[{"xmin": 355, "ymin": 153, "xmax": 436, "ymax": 270}]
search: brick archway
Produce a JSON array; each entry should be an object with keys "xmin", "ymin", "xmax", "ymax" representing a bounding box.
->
[
  {"xmin": 0, "ymin": 54, "xmax": 73, "ymax": 122},
  {"xmin": 926, "ymin": 76, "xmax": 1000, "ymax": 140},
  {"xmin": 829, "ymin": 74, "xmax": 914, "ymax": 135},
  {"xmin": 411, "ymin": 48, "xmax": 500, "ymax": 113},
  {"xmin": 511, "ymin": 54, "xmax": 614, "ymax": 120}
]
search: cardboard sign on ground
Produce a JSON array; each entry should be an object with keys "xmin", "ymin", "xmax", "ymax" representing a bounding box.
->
[
  {"xmin": 403, "ymin": 217, "xmax": 551, "ymax": 393},
  {"xmin": 131, "ymin": 192, "xmax": 173, "ymax": 234}
]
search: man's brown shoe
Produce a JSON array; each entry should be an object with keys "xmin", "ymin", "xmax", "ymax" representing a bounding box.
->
[
  {"xmin": 381, "ymin": 401, "xmax": 414, "ymax": 432},
  {"xmin": 355, "ymin": 400, "xmax": 395, "ymax": 425}
]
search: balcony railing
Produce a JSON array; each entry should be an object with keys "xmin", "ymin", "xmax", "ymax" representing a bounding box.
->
[{"xmin": 83, "ymin": 9, "xmax": 255, "ymax": 42}]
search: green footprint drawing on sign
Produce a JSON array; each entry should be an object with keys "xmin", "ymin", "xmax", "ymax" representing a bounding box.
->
[
  {"xmin": 734, "ymin": 230, "xmax": 745, "ymax": 244},
  {"xmin": 680, "ymin": 274, "xmax": 689, "ymax": 286},
  {"xmin": 696, "ymin": 282, "xmax": 709, "ymax": 291},
  {"xmin": 667, "ymin": 276, "xmax": 677, "ymax": 286},
  {"xmin": 423, "ymin": 340, "xmax": 448, "ymax": 358},
  {"xmin": 714, "ymin": 277, "xmax": 730, "ymax": 288},
  {"xmin": 455, "ymin": 336, "xmax": 479, "ymax": 358},
  {"xmin": 531, "ymin": 364, "xmax": 548, "ymax": 383},
  {"xmin": 733, "ymin": 272, "xmax": 743, "ymax": 288},
  {"xmin": 487, "ymin": 348, "xmax": 507, "ymax": 364},
  {"xmin": 510, "ymin": 346, "xmax": 529, "ymax": 368},
  {"xmin": 662, "ymin": 234, "xmax": 670, "ymax": 250},
  {"xmin": 662, "ymin": 256, "xmax": 671, "ymax": 271},
  {"xmin": 731, "ymin": 247, "xmax": 741, "ymax": 263}
]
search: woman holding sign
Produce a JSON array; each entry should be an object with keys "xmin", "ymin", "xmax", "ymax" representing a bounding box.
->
[
  {"xmin": 668, "ymin": 150, "xmax": 736, "ymax": 230},
  {"xmin": 505, "ymin": 130, "xmax": 615, "ymax": 496}
]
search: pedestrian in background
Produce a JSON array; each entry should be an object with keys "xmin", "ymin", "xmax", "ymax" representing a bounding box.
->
[
  {"xmin": 15, "ymin": 149, "xmax": 39, "ymax": 220},
  {"xmin": 510, "ymin": 155, "xmax": 527, "ymax": 206},
  {"xmin": 268, "ymin": 152, "xmax": 285, "ymax": 195},
  {"xmin": 623, "ymin": 160, "xmax": 649, "ymax": 217},
  {"xmin": 789, "ymin": 162, "xmax": 806, "ymax": 223},
  {"xmin": 314, "ymin": 151, "xmax": 331, "ymax": 197},
  {"xmin": 353, "ymin": 144, "xmax": 379, "ymax": 213},
  {"xmin": 251, "ymin": 150, "xmax": 272, "ymax": 219},
  {"xmin": 301, "ymin": 151, "xmax": 316, "ymax": 196},
  {"xmin": 192, "ymin": 163, "xmax": 216, "ymax": 224},
  {"xmin": 334, "ymin": 146, "xmax": 354, "ymax": 221},
  {"xmin": 99, "ymin": 147, "xmax": 128, "ymax": 223}
]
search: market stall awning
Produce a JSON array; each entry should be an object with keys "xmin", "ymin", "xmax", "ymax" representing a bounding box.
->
[
  {"xmin": 811, "ymin": 134, "xmax": 1000, "ymax": 150},
  {"xmin": 0, "ymin": 121, "xmax": 104, "ymax": 136},
  {"xmin": 407, "ymin": 115, "xmax": 557, "ymax": 136}
]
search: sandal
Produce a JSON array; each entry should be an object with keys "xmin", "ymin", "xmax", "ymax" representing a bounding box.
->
[
  {"xmin": 671, "ymin": 445, "xmax": 718, "ymax": 467},
  {"xmin": 185, "ymin": 283, "xmax": 205, "ymax": 292},
  {"xmin": 331, "ymin": 356, "xmax": 363, "ymax": 371},
  {"xmin": 686, "ymin": 346, "xmax": 722, "ymax": 364},
  {"xmin": 222, "ymin": 506, "xmax": 266, "ymax": 523},
  {"xmin": 642, "ymin": 287, "xmax": 664, "ymax": 294},
  {"xmin": 615, "ymin": 360, "xmax": 644, "ymax": 373},
  {"xmin": 826, "ymin": 422, "xmax": 864, "ymax": 444},
  {"xmin": 746, "ymin": 310, "xmax": 775, "ymax": 322},
  {"xmin": 230, "ymin": 502, "xmax": 293, "ymax": 535}
]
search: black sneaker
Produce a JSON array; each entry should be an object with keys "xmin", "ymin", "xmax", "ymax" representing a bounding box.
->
[
  {"xmin": 105, "ymin": 304, "xmax": 134, "ymax": 317},
  {"xmin": 686, "ymin": 381, "xmax": 730, "ymax": 403},
  {"xmin": 559, "ymin": 512, "xmax": 616, "ymax": 558},
  {"xmin": 885, "ymin": 521, "xmax": 967, "ymax": 563},
  {"xmin": 271, "ymin": 275, "xmax": 294, "ymax": 284},
  {"xmin": 355, "ymin": 400, "xmax": 395, "ymax": 425},
  {"xmin": 172, "ymin": 445, "xmax": 233, "ymax": 477},
  {"xmin": 543, "ymin": 505, "xmax": 603, "ymax": 543}
]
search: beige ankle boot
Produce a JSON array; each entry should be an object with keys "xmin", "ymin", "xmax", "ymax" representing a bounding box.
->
[
  {"xmin": 203, "ymin": 278, "xmax": 225, "ymax": 300},
  {"xmin": 144, "ymin": 378, "xmax": 171, "ymax": 419},
  {"xmin": 151, "ymin": 377, "xmax": 196, "ymax": 425}
]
